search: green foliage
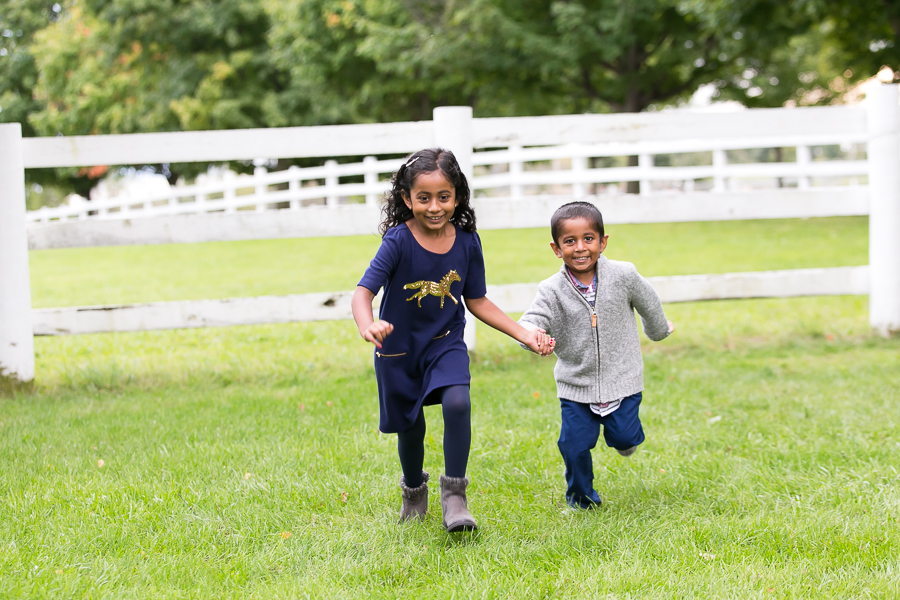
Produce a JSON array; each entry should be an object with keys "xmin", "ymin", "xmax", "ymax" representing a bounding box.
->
[
  {"xmin": 12, "ymin": 0, "xmax": 898, "ymax": 132},
  {"xmin": 30, "ymin": 0, "xmax": 276, "ymax": 135},
  {"xmin": 0, "ymin": 2, "xmax": 95, "ymax": 197},
  {"xmin": 6, "ymin": 0, "xmax": 898, "ymax": 202},
  {"xmin": 715, "ymin": 0, "xmax": 900, "ymax": 108},
  {"xmin": 815, "ymin": 0, "xmax": 899, "ymax": 79},
  {"xmin": 0, "ymin": 0, "xmax": 59, "ymax": 137}
]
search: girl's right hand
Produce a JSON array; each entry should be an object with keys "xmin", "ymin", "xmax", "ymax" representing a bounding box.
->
[
  {"xmin": 522, "ymin": 328, "xmax": 555, "ymax": 357},
  {"xmin": 362, "ymin": 320, "xmax": 394, "ymax": 348}
]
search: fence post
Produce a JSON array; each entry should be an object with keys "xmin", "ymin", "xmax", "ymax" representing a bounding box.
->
[
  {"xmin": 363, "ymin": 156, "xmax": 379, "ymax": 206},
  {"xmin": 254, "ymin": 166, "xmax": 268, "ymax": 212},
  {"xmin": 638, "ymin": 153, "xmax": 653, "ymax": 196},
  {"xmin": 433, "ymin": 106, "xmax": 477, "ymax": 350},
  {"xmin": 571, "ymin": 144, "xmax": 588, "ymax": 199},
  {"xmin": 867, "ymin": 83, "xmax": 900, "ymax": 336},
  {"xmin": 0, "ymin": 123, "xmax": 35, "ymax": 385},
  {"xmin": 324, "ymin": 160, "xmax": 339, "ymax": 207},
  {"xmin": 795, "ymin": 145, "xmax": 811, "ymax": 190},
  {"xmin": 223, "ymin": 170, "xmax": 237, "ymax": 213},
  {"xmin": 509, "ymin": 144, "xmax": 524, "ymax": 201},
  {"xmin": 712, "ymin": 149, "xmax": 727, "ymax": 192}
]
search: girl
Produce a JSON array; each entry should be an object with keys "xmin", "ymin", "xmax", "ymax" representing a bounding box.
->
[{"xmin": 352, "ymin": 148, "xmax": 553, "ymax": 531}]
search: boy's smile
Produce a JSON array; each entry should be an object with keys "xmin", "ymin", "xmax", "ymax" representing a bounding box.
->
[{"xmin": 550, "ymin": 217, "xmax": 608, "ymax": 285}]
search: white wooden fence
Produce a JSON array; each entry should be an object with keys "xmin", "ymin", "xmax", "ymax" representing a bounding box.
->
[
  {"xmin": 24, "ymin": 132, "xmax": 867, "ymax": 226},
  {"xmin": 3, "ymin": 89, "xmax": 900, "ymax": 383}
]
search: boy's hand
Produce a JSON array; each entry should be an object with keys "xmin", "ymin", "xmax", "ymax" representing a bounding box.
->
[
  {"xmin": 523, "ymin": 328, "xmax": 555, "ymax": 357},
  {"xmin": 667, "ymin": 320, "xmax": 675, "ymax": 334},
  {"xmin": 361, "ymin": 320, "xmax": 394, "ymax": 348}
]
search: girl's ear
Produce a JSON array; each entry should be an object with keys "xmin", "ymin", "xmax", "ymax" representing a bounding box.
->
[{"xmin": 401, "ymin": 190, "xmax": 412, "ymax": 209}]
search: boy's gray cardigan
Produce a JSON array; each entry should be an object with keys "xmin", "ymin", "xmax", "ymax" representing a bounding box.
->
[{"xmin": 519, "ymin": 255, "xmax": 670, "ymax": 404}]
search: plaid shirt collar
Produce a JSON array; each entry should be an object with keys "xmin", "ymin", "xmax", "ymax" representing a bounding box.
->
[{"xmin": 566, "ymin": 267, "xmax": 597, "ymax": 294}]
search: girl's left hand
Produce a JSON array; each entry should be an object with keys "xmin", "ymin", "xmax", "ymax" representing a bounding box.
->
[{"xmin": 524, "ymin": 328, "xmax": 555, "ymax": 357}]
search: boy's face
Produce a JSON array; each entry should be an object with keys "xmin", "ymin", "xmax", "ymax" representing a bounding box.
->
[{"xmin": 550, "ymin": 217, "xmax": 608, "ymax": 280}]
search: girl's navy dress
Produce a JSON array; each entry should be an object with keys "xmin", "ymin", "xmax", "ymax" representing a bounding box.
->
[{"xmin": 358, "ymin": 223, "xmax": 487, "ymax": 433}]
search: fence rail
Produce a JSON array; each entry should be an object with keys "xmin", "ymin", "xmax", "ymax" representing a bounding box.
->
[
  {"xmin": 32, "ymin": 266, "xmax": 870, "ymax": 336},
  {"xmin": 26, "ymin": 132, "xmax": 868, "ymax": 226},
  {"xmin": 3, "ymin": 91, "xmax": 900, "ymax": 384}
]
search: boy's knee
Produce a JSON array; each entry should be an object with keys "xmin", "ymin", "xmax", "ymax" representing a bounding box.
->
[{"xmin": 603, "ymin": 425, "xmax": 644, "ymax": 450}]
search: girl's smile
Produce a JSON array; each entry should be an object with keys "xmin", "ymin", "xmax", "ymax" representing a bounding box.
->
[{"xmin": 403, "ymin": 170, "xmax": 458, "ymax": 236}]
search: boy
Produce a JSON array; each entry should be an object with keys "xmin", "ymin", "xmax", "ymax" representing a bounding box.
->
[{"xmin": 519, "ymin": 202, "xmax": 673, "ymax": 509}]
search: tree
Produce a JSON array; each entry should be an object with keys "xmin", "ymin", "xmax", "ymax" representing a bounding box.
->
[
  {"xmin": 263, "ymin": 0, "xmax": 565, "ymax": 123},
  {"xmin": 24, "ymin": 0, "xmax": 884, "ymax": 199},
  {"xmin": 0, "ymin": 1, "xmax": 102, "ymax": 201},
  {"xmin": 816, "ymin": 0, "xmax": 899, "ymax": 79},
  {"xmin": 27, "ymin": 0, "xmax": 284, "ymax": 183},
  {"xmin": 714, "ymin": 0, "xmax": 900, "ymax": 109},
  {"xmin": 30, "ymin": 0, "xmax": 278, "ymax": 135},
  {"xmin": 0, "ymin": 0, "xmax": 63, "ymax": 137}
]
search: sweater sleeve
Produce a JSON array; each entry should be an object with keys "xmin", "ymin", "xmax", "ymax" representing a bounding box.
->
[
  {"xmin": 517, "ymin": 282, "xmax": 555, "ymax": 351},
  {"xmin": 628, "ymin": 265, "xmax": 670, "ymax": 342}
]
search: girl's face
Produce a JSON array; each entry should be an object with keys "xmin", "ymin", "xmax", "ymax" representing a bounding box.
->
[{"xmin": 402, "ymin": 169, "xmax": 458, "ymax": 234}]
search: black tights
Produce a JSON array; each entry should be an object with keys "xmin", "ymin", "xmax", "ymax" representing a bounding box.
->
[{"xmin": 397, "ymin": 385, "xmax": 471, "ymax": 488}]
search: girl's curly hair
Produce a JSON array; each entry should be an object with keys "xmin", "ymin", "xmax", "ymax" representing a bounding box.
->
[{"xmin": 379, "ymin": 148, "xmax": 476, "ymax": 236}]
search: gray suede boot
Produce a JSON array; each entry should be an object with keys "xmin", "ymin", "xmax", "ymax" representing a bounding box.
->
[
  {"xmin": 439, "ymin": 475, "xmax": 478, "ymax": 532},
  {"xmin": 398, "ymin": 472, "xmax": 429, "ymax": 522}
]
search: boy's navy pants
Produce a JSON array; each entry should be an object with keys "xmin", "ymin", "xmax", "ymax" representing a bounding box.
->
[{"xmin": 558, "ymin": 392, "xmax": 644, "ymax": 509}]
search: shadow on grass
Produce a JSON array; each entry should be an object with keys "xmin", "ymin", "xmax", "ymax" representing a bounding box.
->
[{"xmin": 0, "ymin": 373, "xmax": 33, "ymax": 398}]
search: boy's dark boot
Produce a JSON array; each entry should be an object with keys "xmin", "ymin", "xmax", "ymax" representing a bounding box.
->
[
  {"xmin": 398, "ymin": 471, "xmax": 429, "ymax": 522},
  {"xmin": 439, "ymin": 475, "xmax": 478, "ymax": 532}
]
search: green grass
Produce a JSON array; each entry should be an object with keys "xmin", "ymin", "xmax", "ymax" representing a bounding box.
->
[
  {"xmin": 5, "ymin": 217, "xmax": 898, "ymax": 598},
  {"xmin": 28, "ymin": 217, "xmax": 867, "ymax": 307}
]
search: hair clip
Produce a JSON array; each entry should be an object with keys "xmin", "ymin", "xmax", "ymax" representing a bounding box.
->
[{"xmin": 405, "ymin": 156, "xmax": 420, "ymax": 168}]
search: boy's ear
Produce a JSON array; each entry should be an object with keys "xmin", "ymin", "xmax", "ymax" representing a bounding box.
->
[
  {"xmin": 599, "ymin": 234, "xmax": 609, "ymax": 253},
  {"xmin": 550, "ymin": 241, "xmax": 563, "ymax": 259}
]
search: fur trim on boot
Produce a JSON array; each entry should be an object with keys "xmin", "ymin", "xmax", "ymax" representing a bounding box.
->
[
  {"xmin": 439, "ymin": 475, "xmax": 478, "ymax": 532},
  {"xmin": 399, "ymin": 472, "xmax": 429, "ymax": 522}
]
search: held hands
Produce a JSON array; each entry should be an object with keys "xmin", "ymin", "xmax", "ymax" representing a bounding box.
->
[
  {"xmin": 361, "ymin": 320, "xmax": 394, "ymax": 349},
  {"xmin": 667, "ymin": 320, "xmax": 675, "ymax": 334},
  {"xmin": 523, "ymin": 328, "xmax": 556, "ymax": 357}
]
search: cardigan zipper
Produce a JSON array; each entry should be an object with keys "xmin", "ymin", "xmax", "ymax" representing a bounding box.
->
[{"xmin": 564, "ymin": 271, "xmax": 602, "ymax": 400}]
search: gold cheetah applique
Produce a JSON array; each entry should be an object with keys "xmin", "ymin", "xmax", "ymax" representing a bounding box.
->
[{"xmin": 404, "ymin": 270, "xmax": 461, "ymax": 308}]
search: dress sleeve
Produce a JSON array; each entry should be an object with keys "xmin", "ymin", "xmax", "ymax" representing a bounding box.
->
[
  {"xmin": 358, "ymin": 229, "xmax": 401, "ymax": 294},
  {"xmin": 462, "ymin": 231, "xmax": 488, "ymax": 299}
]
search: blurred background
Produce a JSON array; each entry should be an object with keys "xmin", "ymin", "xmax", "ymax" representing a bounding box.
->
[{"xmin": 2, "ymin": 0, "xmax": 897, "ymax": 207}]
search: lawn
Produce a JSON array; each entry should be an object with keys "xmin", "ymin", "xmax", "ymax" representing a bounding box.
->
[
  {"xmin": 27, "ymin": 217, "xmax": 867, "ymax": 307},
  {"xmin": 3, "ymin": 217, "xmax": 898, "ymax": 598}
]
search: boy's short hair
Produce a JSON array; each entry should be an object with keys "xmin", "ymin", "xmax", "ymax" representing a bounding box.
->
[{"xmin": 550, "ymin": 201, "xmax": 605, "ymax": 244}]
